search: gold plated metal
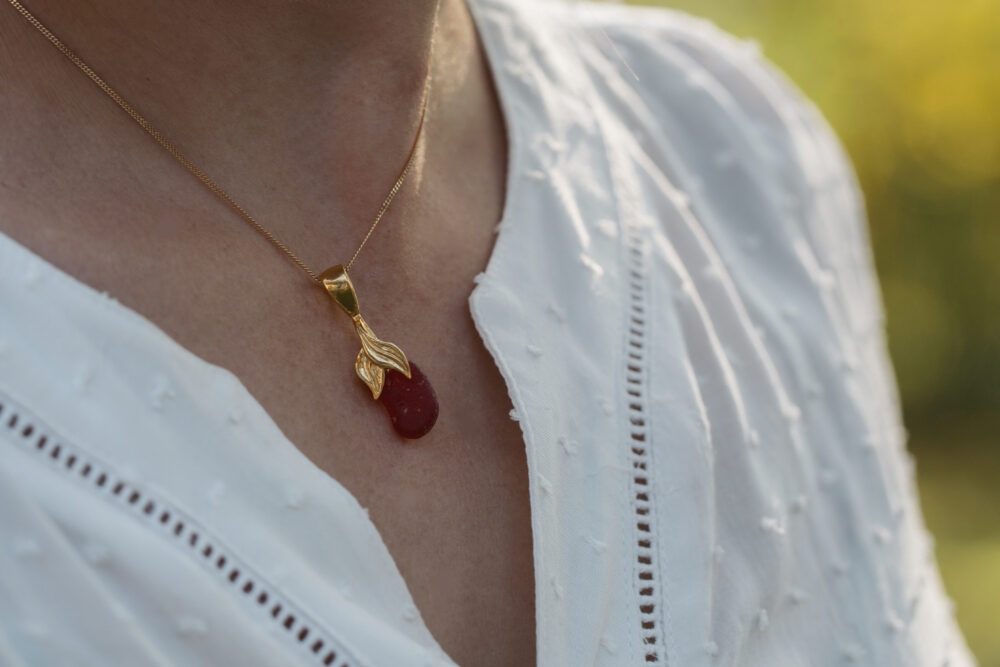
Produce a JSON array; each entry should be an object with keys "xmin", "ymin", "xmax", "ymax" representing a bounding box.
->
[
  {"xmin": 319, "ymin": 265, "xmax": 412, "ymax": 400},
  {"xmin": 320, "ymin": 264, "xmax": 361, "ymax": 317}
]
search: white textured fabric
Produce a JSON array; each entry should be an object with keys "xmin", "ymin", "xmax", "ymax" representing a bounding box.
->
[{"xmin": 0, "ymin": 0, "xmax": 976, "ymax": 665}]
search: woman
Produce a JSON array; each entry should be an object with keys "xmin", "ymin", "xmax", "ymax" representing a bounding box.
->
[{"xmin": 0, "ymin": 0, "xmax": 975, "ymax": 665}]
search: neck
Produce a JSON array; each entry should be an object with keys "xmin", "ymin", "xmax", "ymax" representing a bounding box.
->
[{"xmin": 3, "ymin": 0, "xmax": 484, "ymax": 270}]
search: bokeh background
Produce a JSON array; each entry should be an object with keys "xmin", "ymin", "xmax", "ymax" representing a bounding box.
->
[{"xmin": 622, "ymin": 0, "xmax": 1000, "ymax": 662}]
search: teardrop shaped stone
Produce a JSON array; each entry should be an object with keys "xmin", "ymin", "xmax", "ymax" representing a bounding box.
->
[{"xmin": 377, "ymin": 361, "xmax": 438, "ymax": 439}]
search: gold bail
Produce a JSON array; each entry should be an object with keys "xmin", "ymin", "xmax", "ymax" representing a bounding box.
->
[{"xmin": 319, "ymin": 264, "xmax": 360, "ymax": 316}]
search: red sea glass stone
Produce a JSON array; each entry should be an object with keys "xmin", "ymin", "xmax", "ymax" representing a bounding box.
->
[{"xmin": 377, "ymin": 362, "xmax": 438, "ymax": 439}]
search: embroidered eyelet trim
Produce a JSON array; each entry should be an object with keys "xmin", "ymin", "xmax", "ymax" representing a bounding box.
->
[
  {"xmin": 0, "ymin": 390, "xmax": 355, "ymax": 667},
  {"xmin": 623, "ymin": 224, "xmax": 667, "ymax": 664}
]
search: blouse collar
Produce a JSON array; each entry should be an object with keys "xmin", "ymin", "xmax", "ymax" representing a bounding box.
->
[{"xmin": 468, "ymin": 0, "xmax": 637, "ymax": 663}]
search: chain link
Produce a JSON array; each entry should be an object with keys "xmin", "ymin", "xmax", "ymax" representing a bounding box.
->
[{"xmin": 7, "ymin": 0, "xmax": 433, "ymax": 285}]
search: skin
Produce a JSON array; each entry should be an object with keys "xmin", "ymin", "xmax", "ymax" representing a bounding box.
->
[{"xmin": 0, "ymin": 1, "xmax": 536, "ymax": 665}]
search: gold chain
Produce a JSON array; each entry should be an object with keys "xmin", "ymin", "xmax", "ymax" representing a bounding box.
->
[{"xmin": 7, "ymin": 0, "xmax": 433, "ymax": 285}]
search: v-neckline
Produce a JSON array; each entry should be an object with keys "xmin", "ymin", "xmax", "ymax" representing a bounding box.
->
[{"xmin": 0, "ymin": 0, "xmax": 533, "ymax": 662}]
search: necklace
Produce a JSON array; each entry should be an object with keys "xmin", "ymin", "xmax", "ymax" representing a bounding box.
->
[{"xmin": 8, "ymin": 0, "xmax": 441, "ymax": 440}]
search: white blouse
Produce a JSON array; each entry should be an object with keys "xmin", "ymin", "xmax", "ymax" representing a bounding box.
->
[{"xmin": 0, "ymin": 0, "xmax": 976, "ymax": 665}]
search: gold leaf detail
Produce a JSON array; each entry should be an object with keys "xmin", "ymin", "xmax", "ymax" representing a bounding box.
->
[
  {"xmin": 353, "ymin": 315, "xmax": 412, "ymax": 379},
  {"xmin": 355, "ymin": 350, "xmax": 385, "ymax": 399}
]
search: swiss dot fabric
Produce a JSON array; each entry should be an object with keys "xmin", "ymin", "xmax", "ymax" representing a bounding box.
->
[{"xmin": 0, "ymin": 0, "xmax": 975, "ymax": 665}]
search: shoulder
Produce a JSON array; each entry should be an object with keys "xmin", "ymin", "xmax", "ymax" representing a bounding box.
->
[
  {"xmin": 567, "ymin": 0, "xmax": 860, "ymax": 196},
  {"xmin": 484, "ymin": 0, "xmax": 865, "ymax": 230},
  {"xmin": 476, "ymin": 0, "xmax": 881, "ymax": 332},
  {"xmin": 543, "ymin": 0, "xmax": 879, "ymax": 333}
]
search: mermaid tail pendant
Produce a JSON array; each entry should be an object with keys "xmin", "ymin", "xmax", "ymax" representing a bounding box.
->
[
  {"xmin": 320, "ymin": 265, "xmax": 410, "ymax": 399},
  {"xmin": 319, "ymin": 264, "xmax": 439, "ymax": 439}
]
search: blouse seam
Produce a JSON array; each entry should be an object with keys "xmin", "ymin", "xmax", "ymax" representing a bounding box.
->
[
  {"xmin": 0, "ymin": 385, "xmax": 368, "ymax": 667},
  {"xmin": 586, "ymin": 65, "xmax": 672, "ymax": 667}
]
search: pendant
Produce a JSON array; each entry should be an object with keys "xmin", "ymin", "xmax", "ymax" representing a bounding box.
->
[{"xmin": 319, "ymin": 264, "xmax": 439, "ymax": 440}]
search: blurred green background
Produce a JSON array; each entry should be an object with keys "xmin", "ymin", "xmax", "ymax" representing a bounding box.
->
[{"xmin": 624, "ymin": 0, "xmax": 1000, "ymax": 661}]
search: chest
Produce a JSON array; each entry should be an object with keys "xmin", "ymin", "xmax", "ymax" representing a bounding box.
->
[
  {"xmin": 0, "ymin": 192, "xmax": 537, "ymax": 667},
  {"xmin": 223, "ymin": 286, "xmax": 539, "ymax": 667}
]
